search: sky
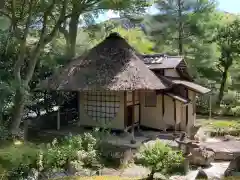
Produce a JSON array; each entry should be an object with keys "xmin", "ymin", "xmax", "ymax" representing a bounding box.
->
[
  {"xmin": 218, "ymin": 0, "xmax": 240, "ymax": 14},
  {"xmin": 97, "ymin": 0, "xmax": 240, "ymax": 23}
]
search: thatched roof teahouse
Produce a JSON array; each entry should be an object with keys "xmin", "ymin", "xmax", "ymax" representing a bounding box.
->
[{"xmin": 42, "ymin": 32, "xmax": 167, "ymax": 91}]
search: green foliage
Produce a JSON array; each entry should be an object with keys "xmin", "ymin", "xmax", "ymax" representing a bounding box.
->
[
  {"xmin": 136, "ymin": 140, "xmax": 184, "ymax": 176},
  {"xmin": 199, "ymin": 118, "xmax": 240, "ymax": 137},
  {"xmin": 112, "ymin": 27, "xmax": 155, "ymax": 54},
  {"xmin": 41, "ymin": 129, "xmax": 104, "ymax": 172},
  {"xmin": 0, "ymin": 124, "xmax": 9, "ymax": 141},
  {"xmin": 0, "ymin": 143, "xmax": 39, "ymax": 179}
]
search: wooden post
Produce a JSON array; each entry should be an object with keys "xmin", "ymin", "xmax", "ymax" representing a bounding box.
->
[
  {"xmin": 24, "ymin": 119, "xmax": 29, "ymax": 141},
  {"xmin": 131, "ymin": 91, "xmax": 136, "ymax": 144},
  {"xmin": 209, "ymin": 94, "xmax": 212, "ymax": 120},
  {"xmin": 57, "ymin": 107, "xmax": 60, "ymax": 130}
]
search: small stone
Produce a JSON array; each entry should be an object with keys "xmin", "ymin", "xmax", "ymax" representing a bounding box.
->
[
  {"xmin": 130, "ymin": 139, "xmax": 136, "ymax": 144},
  {"xmin": 224, "ymin": 135, "xmax": 236, "ymax": 141},
  {"xmin": 195, "ymin": 168, "xmax": 208, "ymax": 179},
  {"xmin": 26, "ymin": 169, "xmax": 39, "ymax": 180},
  {"xmin": 154, "ymin": 172, "xmax": 167, "ymax": 180},
  {"xmin": 224, "ymin": 156, "xmax": 240, "ymax": 177}
]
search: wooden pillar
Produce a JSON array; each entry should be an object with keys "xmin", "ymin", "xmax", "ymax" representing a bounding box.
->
[
  {"xmin": 57, "ymin": 107, "xmax": 60, "ymax": 130},
  {"xmin": 24, "ymin": 119, "xmax": 29, "ymax": 141},
  {"xmin": 131, "ymin": 91, "xmax": 136, "ymax": 144},
  {"xmin": 77, "ymin": 92, "xmax": 81, "ymax": 127},
  {"xmin": 209, "ymin": 94, "xmax": 212, "ymax": 120},
  {"xmin": 138, "ymin": 91, "xmax": 141, "ymax": 132}
]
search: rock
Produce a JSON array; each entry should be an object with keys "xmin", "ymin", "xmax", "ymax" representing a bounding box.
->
[
  {"xmin": 67, "ymin": 160, "xmax": 83, "ymax": 175},
  {"xmin": 99, "ymin": 167, "xmax": 119, "ymax": 176},
  {"xmin": 169, "ymin": 175, "xmax": 187, "ymax": 180},
  {"xmin": 189, "ymin": 147, "xmax": 215, "ymax": 167},
  {"xmin": 224, "ymin": 156, "xmax": 240, "ymax": 177},
  {"xmin": 119, "ymin": 164, "xmax": 150, "ymax": 178},
  {"xmin": 120, "ymin": 149, "xmax": 134, "ymax": 167},
  {"xmin": 154, "ymin": 172, "xmax": 168, "ymax": 180},
  {"xmin": 74, "ymin": 168, "xmax": 95, "ymax": 177},
  {"xmin": 190, "ymin": 125, "xmax": 201, "ymax": 140},
  {"xmin": 223, "ymin": 135, "xmax": 236, "ymax": 141},
  {"xmin": 26, "ymin": 169, "xmax": 39, "ymax": 180},
  {"xmin": 195, "ymin": 168, "xmax": 208, "ymax": 179}
]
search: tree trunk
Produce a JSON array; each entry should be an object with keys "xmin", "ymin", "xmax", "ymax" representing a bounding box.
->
[
  {"xmin": 177, "ymin": 0, "xmax": 183, "ymax": 55},
  {"xmin": 67, "ymin": 6, "xmax": 79, "ymax": 58},
  {"xmin": 216, "ymin": 66, "xmax": 229, "ymax": 107},
  {"xmin": 10, "ymin": 88, "xmax": 26, "ymax": 134}
]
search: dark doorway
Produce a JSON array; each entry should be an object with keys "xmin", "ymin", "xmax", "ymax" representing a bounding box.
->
[{"xmin": 126, "ymin": 105, "xmax": 134, "ymax": 127}]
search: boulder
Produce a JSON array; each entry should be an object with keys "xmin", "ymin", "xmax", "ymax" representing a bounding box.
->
[
  {"xmin": 189, "ymin": 146, "xmax": 215, "ymax": 167},
  {"xmin": 190, "ymin": 125, "xmax": 201, "ymax": 140},
  {"xmin": 224, "ymin": 156, "xmax": 240, "ymax": 177},
  {"xmin": 26, "ymin": 169, "xmax": 39, "ymax": 180},
  {"xmin": 195, "ymin": 168, "xmax": 208, "ymax": 179},
  {"xmin": 223, "ymin": 135, "xmax": 236, "ymax": 141}
]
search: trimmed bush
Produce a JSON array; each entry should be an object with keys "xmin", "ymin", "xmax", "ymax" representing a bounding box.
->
[{"xmin": 136, "ymin": 140, "xmax": 184, "ymax": 179}]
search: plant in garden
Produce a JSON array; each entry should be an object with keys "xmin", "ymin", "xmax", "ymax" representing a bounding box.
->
[
  {"xmin": 0, "ymin": 144, "xmax": 39, "ymax": 179},
  {"xmin": 136, "ymin": 140, "xmax": 184, "ymax": 179}
]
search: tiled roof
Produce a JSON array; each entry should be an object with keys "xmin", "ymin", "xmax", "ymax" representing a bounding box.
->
[{"xmin": 141, "ymin": 54, "xmax": 183, "ymax": 69}]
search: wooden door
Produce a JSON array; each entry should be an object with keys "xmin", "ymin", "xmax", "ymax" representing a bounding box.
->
[{"xmin": 127, "ymin": 105, "xmax": 133, "ymax": 127}]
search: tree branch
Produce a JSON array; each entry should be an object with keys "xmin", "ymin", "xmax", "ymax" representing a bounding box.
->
[
  {"xmin": 24, "ymin": 0, "xmax": 68, "ymax": 84},
  {"xmin": 14, "ymin": 0, "xmax": 34, "ymax": 85}
]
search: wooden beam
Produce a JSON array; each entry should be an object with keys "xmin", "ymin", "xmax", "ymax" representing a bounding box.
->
[
  {"xmin": 174, "ymin": 99, "xmax": 177, "ymax": 132},
  {"xmin": 138, "ymin": 91, "xmax": 141, "ymax": 131},
  {"xmin": 77, "ymin": 92, "xmax": 81, "ymax": 127},
  {"xmin": 24, "ymin": 120, "xmax": 29, "ymax": 141},
  {"xmin": 131, "ymin": 91, "xmax": 136, "ymax": 144},
  {"xmin": 57, "ymin": 108, "xmax": 60, "ymax": 130},
  {"xmin": 124, "ymin": 91, "xmax": 127, "ymax": 129}
]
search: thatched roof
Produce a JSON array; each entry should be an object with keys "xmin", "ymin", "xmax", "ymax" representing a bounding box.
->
[{"xmin": 41, "ymin": 33, "xmax": 168, "ymax": 91}]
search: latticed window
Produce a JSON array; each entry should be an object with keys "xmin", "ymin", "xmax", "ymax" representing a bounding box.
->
[
  {"xmin": 236, "ymin": 92, "xmax": 240, "ymax": 100},
  {"xmin": 83, "ymin": 91, "xmax": 120, "ymax": 123}
]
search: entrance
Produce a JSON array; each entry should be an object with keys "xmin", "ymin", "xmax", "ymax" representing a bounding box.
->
[{"xmin": 126, "ymin": 105, "xmax": 134, "ymax": 127}]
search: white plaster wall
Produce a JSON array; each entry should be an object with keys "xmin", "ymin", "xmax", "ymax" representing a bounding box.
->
[
  {"xmin": 165, "ymin": 69, "xmax": 180, "ymax": 77},
  {"xmin": 163, "ymin": 95, "xmax": 175, "ymax": 127},
  {"xmin": 140, "ymin": 92, "xmax": 164, "ymax": 130},
  {"xmin": 78, "ymin": 91, "xmax": 125, "ymax": 130},
  {"xmin": 187, "ymin": 90, "xmax": 196, "ymax": 132},
  {"xmin": 176, "ymin": 101, "xmax": 182, "ymax": 125},
  {"xmin": 180, "ymin": 105, "xmax": 187, "ymax": 131},
  {"xmin": 134, "ymin": 105, "xmax": 139, "ymax": 123}
]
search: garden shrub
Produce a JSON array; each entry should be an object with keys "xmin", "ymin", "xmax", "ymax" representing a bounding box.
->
[
  {"xmin": 42, "ymin": 130, "xmax": 103, "ymax": 172},
  {"xmin": 0, "ymin": 143, "xmax": 40, "ymax": 179},
  {"xmin": 136, "ymin": 140, "xmax": 184, "ymax": 179}
]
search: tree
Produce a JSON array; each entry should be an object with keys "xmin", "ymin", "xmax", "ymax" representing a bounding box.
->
[
  {"xmin": 0, "ymin": 0, "xmax": 70, "ymax": 134},
  {"xmin": 214, "ymin": 19, "xmax": 240, "ymax": 107},
  {"xmin": 59, "ymin": 0, "xmax": 152, "ymax": 58},
  {"xmin": 111, "ymin": 26, "xmax": 155, "ymax": 54},
  {"xmin": 147, "ymin": 0, "xmax": 216, "ymax": 55}
]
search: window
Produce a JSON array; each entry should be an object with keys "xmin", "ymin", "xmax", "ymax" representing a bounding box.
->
[
  {"xmin": 145, "ymin": 91, "xmax": 157, "ymax": 107},
  {"xmin": 83, "ymin": 91, "xmax": 120, "ymax": 123}
]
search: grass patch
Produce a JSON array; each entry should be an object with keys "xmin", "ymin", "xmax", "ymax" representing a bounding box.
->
[{"xmin": 196, "ymin": 116, "xmax": 240, "ymax": 137}]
